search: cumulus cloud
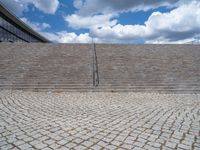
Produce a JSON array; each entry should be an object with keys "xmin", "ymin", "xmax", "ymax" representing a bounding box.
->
[
  {"xmin": 20, "ymin": 18, "xmax": 51, "ymax": 32},
  {"xmin": 32, "ymin": 0, "xmax": 59, "ymax": 14},
  {"xmin": 42, "ymin": 32, "xmax": 92, "ymax": 43},
  {"xmin": 89, "ymin": 1, "xmax": 200, "ymax": 43},
  {"xmin": 73, "ymin": 0, "xmax": 180, "ymax": 16},
  {"xmin": 73, "ymin": 0, "xmax": 83, "ymax": 9},
  {"xmin": 65, "ymin": 0, "xmax": 200, "ymax": 43},
  {"xmin": 0, "ymin": 0, "xmax": 59, "ymax": 16},
  {"xmin": 65, "ymin": 14, "xmax": 117, "ymax": 29},
  {"xmin": 146, "ymin": 38, "xmax": 199, "ymax": 44}
]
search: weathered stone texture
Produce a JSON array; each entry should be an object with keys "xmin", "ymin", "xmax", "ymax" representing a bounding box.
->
[
  {"xmin": 0, "ymin": 91, "xmax": 199, "ymax": 149},
  {"xmin": 0, "ymin": 43, "xmax": 200, "ymax": 92}
]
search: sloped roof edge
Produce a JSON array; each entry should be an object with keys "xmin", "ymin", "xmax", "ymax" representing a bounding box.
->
[{"xmin": 0, "ymin": 3, "xmax": 50, "ymax": 43}]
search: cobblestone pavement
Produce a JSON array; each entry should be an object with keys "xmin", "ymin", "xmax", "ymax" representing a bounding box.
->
[{"xmin": 0, "ymin": 91, "xmax": 200, "ymax": 150}]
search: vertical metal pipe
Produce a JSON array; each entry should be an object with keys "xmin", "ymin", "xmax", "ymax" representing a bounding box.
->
[{"xmin": 92, "ymin": 43, "xmax": 99, "ymax": 86}]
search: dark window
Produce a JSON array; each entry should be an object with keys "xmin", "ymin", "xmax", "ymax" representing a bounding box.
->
[{"xmin": 0, "ymin": 11, "xmax": 46, "ymax": 43}]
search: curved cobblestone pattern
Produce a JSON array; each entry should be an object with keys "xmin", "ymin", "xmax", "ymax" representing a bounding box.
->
[{"xmin": 0, "ymin": 91, "xmax": 200, "ymax": 150}]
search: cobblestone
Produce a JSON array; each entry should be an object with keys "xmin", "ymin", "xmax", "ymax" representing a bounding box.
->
[{"xmin": 0, "ymin": 91, "xmax": 199, "ymax": 150}]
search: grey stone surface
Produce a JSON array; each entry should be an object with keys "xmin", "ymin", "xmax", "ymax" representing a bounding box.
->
[
  {"xmin": 0, "ymin": 43, "xmax": 93, "ymax": 91},
  {"xmin": 0, "ymin": 91, "xmax": 199, "ymax": 150},
  {"xmin": 96, "ymin": 44, "xmax": 200, "ymax": 92},
  {"xmin": 0, "ymin": 43, "xmax": 200, "ymax": 93}
]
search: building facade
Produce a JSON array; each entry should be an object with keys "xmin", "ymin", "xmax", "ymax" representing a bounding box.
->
[{"xmin": 0, "ymin": 3, "xmax": 49, "ymax": 43}]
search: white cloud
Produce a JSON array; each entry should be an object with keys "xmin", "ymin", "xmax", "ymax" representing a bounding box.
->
[
  {"xmin": 45, "ymin": 0, "xmax": 200, "ymax": 44},
  {"xmin": 73, "ymin": 0, "xmax": 83, "ymax": 9},
  {"xmin": 0, "ymin": 0, "xmax": 59, "ymax": 15},
  {"xmin": 32, "ymin": 0, "xmax": 59, "ymax": 14},
  {"xmin": 73, "ymin": 0, "xmax": 180, "ymax": 16},
  {"xmin": 20, "ymin": 18, "xmax": 51, "ymax": 31},
  {"xmin": 65, "ymin": 14, "xmax": 117, "ymax": 29},
  {"xmin": 89, "ymin": 1, "xmax": 200, "ymax": 43},
  {"xmin": 42, "ymin": 32, "xmax": 92, "ymax": 43},
  {"xmin": 146, "ymin": 38, "xmax": 198, "ymax": 44}
]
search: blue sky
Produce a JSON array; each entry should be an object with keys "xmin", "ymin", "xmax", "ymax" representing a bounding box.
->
[{"xmin": 1, "ymin": 0, "xmax": 200, "ymax": 43}]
